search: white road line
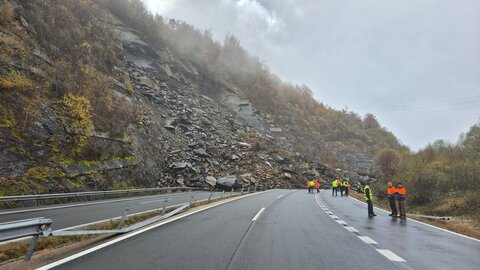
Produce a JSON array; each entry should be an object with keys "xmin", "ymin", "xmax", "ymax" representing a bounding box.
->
[
  {"xmin": 336, "ymin": 220, "xmax": 347, "ymax": 225},
  {"xmin": 358, "ymin": 236, "xmax": 378, "ymax": 244},
  {"xmin": 376, "ymin": 249, "xmax": 406, "ymax": 262},
  {"xmin": 344, "ymin": 226, "xmax": 359, "ymax": 233},
  {"xmin": 276, "ymin": 195, "xmax": 284, "ymax": 199},
  {"xmin": 252, "ymin": 207, "xmax": 266, "ymax": 221},
  {"xmin": 348, "ymin": 196, "xmax": 480, "ymax": 243},
  {"xmin": 331, "ymin": 215, "xmax": 339, "ymax": 219},
  {"xmin": 0, "ymin": 192, "xmax": 195, "ymax": 216},
  {"xmin": 140, "ymin": 198, "xmax": 171, "ymax": 204},
  {"xmin": 35, "ymin": 190, "xmax": 274, "ymax": 270}
]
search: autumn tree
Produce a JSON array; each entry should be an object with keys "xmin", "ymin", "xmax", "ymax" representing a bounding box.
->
[
  {"xmin": 376, "ymin": 149, "xmax": 401, "ymax": 178},
  {"xmin": 362, "ymin": 113, "xmax": 380, "ymax": 129}
]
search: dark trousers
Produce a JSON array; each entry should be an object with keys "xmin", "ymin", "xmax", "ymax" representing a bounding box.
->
[
  {"xmin": 340, "ymin": 186, "xmax": 344, "ymax": 196},
  {"xmin": 367, "ymin": 200, "xmax": 374, "ymax": 216},
  {"xmin": 332, "ymin": 187, "xmax": 338, "ymax": 196},
  {"xmin": 398, "ymin": 198, "xmax": 406, "ymax": 217},
  {"xmin": 388, "ymin": 196, "xmax": 397, "ymax": 216},
  {"xmin": 308, "ymin": 187, "xmax": 312, "ymax": 193},
  {"xmin": 345, "ymin": 188, "xmax": 349, "ymax": 196}
]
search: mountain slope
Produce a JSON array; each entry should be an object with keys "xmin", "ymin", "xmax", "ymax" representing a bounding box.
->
[{"xmin": 0, "ymin": 0, "xmax": 401, "ymax": 195}]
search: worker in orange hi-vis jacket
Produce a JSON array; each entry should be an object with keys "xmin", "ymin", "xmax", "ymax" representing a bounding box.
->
[{"xmin": 315, "ymin": 180, "xmax": 320, "ymax": 193}]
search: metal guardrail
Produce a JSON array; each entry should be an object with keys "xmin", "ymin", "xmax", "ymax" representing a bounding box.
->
[
  {"xmin": 0, "ymin": 187, "xmax": 204, "ymax": 206},
  {"xmin": 0, "ymin": 218, "xmax": 52, "ymax": 261}
]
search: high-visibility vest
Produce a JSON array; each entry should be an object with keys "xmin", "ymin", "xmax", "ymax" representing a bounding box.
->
[
  {"xmin": 387, "ymin": 186, "xmax": 396, "ymax": 197},
  {"xmin": 310, "ymin": 181, "xmax": 315, "ymax": 187},
  {"xmin": 315, "ymin": 181, "xmax": 320, "ymax": 188},
  {"xmin": 307, "ymin": 180, "xmax": 310, "ymax": 187},
  {"xmin": 332, "ymin": 180, "xmax": 338, "ymax": 188},
  {"xmin": 343, "ymin": 181, "xmax": 348, "ymax": 187},
  {"xmin": 364, "ymin": 185, "xmax": 373, "ymax": 201},
  {"xmin": 397, "ymin": 187, "xmax": 406, "ymax": 199}
]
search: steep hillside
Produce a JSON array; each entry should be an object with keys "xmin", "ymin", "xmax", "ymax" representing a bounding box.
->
[{"xmin": 0, "ymin": 0, "xmax": 400, "ymax": 195}]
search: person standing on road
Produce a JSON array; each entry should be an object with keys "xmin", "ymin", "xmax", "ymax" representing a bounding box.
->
[
  {"xmin": 387, "ymin": 182, "xmax": 398, "ymax": 217},
  {"xmin": 396, "ymin": 182, "xmax": 407, "ymax": 219},
  {"xmin": 309, "ymin": 180, "xmax": 315, "ymax": 193},
  {"xmin": 332, "ymin": 179, "xmax": 338, "ymax": 196},
  {"xmin": 339, "ymin": 179, "xmax": 345, "ymax": 196},
  {"xmin": 343, "ymin": 180, "xmax": 349, "ymax": 196},
  {"xmin": 364, "ymin": 183, "xmax": 376, "ymax": 217},
  {"xmin": 307, "ymin": 180, "xmax": 311, "ymax": 193},
  {"xmin": 315, "ymin": 179, "xmax": 320, "ymax": 193}
]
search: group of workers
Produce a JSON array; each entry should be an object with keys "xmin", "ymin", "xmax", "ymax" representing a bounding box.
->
[
  {"xmin": 306, "ymin": 180, "xmax": 321, "ymax": 193},
  {"xmin": 317, "ymin": 178, "xmax": 408, "ymax": 219},
  {"xmin": 365, "ymin": 181, "xmax": 407, "ymax": 219},
  {"xmin": 331, "ymin": 179, "xmax": 350, "ymax": 196}
]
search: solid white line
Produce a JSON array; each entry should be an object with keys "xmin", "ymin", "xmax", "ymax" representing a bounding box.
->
[
  {"xmin": 0, "ymin": 192, "xmax": 196, "ymax": 216},
  {"xmin": 336, "ymin": 220, "xmax": 347, "ymax": 225},
  {"xmin": 358, "ymin": 236, "xmax": 378, "ymax": 244},
  {"xmin": 252, "ymin": 207, "xmax": 266, "ymax": 221},
  {"xmin": 376, "ymin": 249, "xmax": 406, "ymax": 262},
  {"xmin": 348, "ymin": 196, "xmax": 480, "ymax": 243},
  {"xmin": 35, "ymin": 190, "xmax": 274, "ymax": 270},
  {"xmin": 140, "ymin": 198, "xmax": 171, "ymax": 204},
  {"xmin": 276, "ymin": 195, "xmax": 284, "ymax": 199},
  {"xmin": 344, "ymin": 226, "xmax": 359, "ymax": 233}
]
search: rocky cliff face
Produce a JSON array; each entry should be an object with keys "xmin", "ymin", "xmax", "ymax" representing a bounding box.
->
[{"xmin": 0, "ymin": 1, "xmax": 376, "ymax": 195}]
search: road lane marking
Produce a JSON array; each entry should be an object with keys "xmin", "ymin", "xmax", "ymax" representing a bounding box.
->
[
  {"xmin": 336, "ymin": 220, "xmax": 347, "ymax": 225},
  {"xmin": 140, "ymin": 198, "xmax": 172, "ymax": 204},
  {"xmin": 35, "ymin": 190, "xmax": 276, "ymax": 270},
  {"xmin": 331, "ymin": 215, "xmax": 339, "ymax": 219},
  {"xmin": 0, "ymin": 192, "xmax": 197, "ymax": 216},
  {"xmin": 276, "ymin": 195, "xmax": 284, "ymax": 199},
  {"xmin": 252, "ymin": 207, "xmax": 266, "ymax": 221},
  {"xmin": 358, "ymin": 236, "xmax": 378, "ymax": 244},
  {"xmin": 344, "ymin": 226, "xmax": 359, "ymax": 233},
  {"xmin": 348, "ymin": 196, "xmax": 480, "ymax": 243},
  {"xmin": 376, "ymin": 249, "xmax": 406, "ymax": 262}
]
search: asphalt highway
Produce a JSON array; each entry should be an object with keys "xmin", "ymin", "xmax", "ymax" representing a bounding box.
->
[
  {"xmin": 0, "ymin": 191, "xmax": 228, "ymax": 231},
  {"xmin": 36, "ymin": 189, "xmax": 480, "ymax": 270}
]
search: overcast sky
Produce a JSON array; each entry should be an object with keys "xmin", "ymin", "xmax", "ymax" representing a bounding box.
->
[{"xmin": 144, "ymin": 0, "xmax": 480, "ymax": 151}]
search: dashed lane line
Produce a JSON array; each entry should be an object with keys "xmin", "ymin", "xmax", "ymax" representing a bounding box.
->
[
  {"xmin": 376, "ymin": 249, "xmax": 407, "ymax": 262},
  {"xmin": 276, "ymin": 195, "xmax": 284, "ymax": 199},
  {"xmin": 358, "ymin": 236, "xmax": 378, "ymax": 244},
  {"xmin": 315, "ymin": 193, "xmax": 408, "ymax": 264},
  {"xmin": 252, "ymin": 207, "xmax": 266, "ymax": 221},
  {"xmin": 344, "ymin": 226, "xmax": 359, "ymax": 233}
]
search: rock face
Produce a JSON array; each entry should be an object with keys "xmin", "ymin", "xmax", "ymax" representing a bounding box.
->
[{"xmin": 0, "ymin": 2, "xmax": 377, "ymax": 195}]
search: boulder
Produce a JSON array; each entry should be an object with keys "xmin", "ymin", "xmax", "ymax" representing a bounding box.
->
[
  {"xmin": 216, "ymin": 175, "xmax": 241, "ymax": 190},
  {"xmin": 205, "ymin": 176, "xmax": 217, "ymax": 187}
]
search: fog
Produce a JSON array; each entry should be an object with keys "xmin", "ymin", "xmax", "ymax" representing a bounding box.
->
[{"xmin": 144, "ymin": 0, "xmax": 480, "ymax": 151}]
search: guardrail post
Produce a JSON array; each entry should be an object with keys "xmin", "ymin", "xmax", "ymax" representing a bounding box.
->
[
  {"xmin": 24, "ymin": 235, "xmax": 39, "ymax": 261},
  {"xmin": 221, "ymin": 190, "xmax": 224, "ymax": 200},
  {"xmin": 190, "ymin": 194, "xmax": 195, "ymax": 205},
  {"xmin": 117, "ymin": 207, "xmax": 130, "ymax": 230},
  {"xmin": 230, "ymin": 188, "xmax": 234, "ymax": 197},
  {"xmin": 162, "ymin": 198, "xmax": 168, "ymax": 215},
  {"xmin": 208, "ymin": 192, "xmax": 213, "ymax": 202},
  {"xmin": 241, "ymin": 187, "xmax": 244, "ymax": 195},
  {"xmin": 35, "ymin": 195, "xmax": 39, "ymax": 207},
  {"xmin": 247, "ymin": 187, "xmax": 250, "ymax": 193}
]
